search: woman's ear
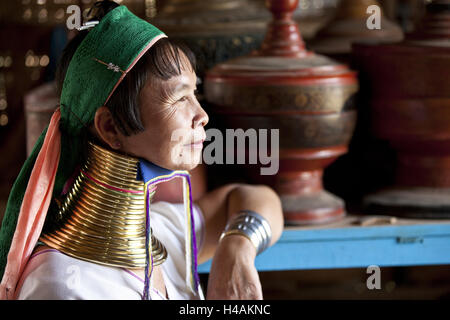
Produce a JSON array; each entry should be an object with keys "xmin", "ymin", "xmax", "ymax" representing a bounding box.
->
[{"xmin": 93, "ymin": 106, "xmax": 122, "ymax": 150}]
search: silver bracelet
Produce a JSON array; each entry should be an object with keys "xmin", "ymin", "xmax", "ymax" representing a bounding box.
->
[{"xmin": 219, "ymin": 210, "xmax": 272, "ymax": 255}]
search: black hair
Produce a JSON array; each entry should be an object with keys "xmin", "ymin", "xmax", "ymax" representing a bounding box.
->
[{"xmin": 55, "ymin": 0, "xmax": 197, "ymax": 136}]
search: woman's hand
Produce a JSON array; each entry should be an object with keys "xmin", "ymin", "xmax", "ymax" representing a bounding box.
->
[
  {"xmin": 195, "ymin": 183, "xmax": 283, "ymax": 299},
  {"xmin": 206, "ymin": 234, "xmax": 263, "ymax": 300}
]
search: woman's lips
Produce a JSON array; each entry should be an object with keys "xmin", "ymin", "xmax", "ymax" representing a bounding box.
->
[{"xmin": 184, "ymin": 139, "xmax": 204, "ymax": 149}]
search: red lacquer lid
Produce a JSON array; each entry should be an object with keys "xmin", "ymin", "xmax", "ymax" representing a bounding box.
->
[{"xmin": 205, "ymin": 0, "xmax": 358, "ymax": 115}]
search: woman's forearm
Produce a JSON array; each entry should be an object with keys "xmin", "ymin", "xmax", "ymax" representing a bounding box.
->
[
  {"xmin": 196, "ymin": 183, "xmax": 283, "ymax": 264},
  {"xmin": 205, "ymin": 184, "xmax": 283, "ymax": 299},
  {"xmin": 225, "ymin": 184, "xmax": 284, "ymax": 247}
]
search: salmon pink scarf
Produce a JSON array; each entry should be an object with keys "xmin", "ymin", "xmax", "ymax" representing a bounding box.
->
[{"xmin": 0, "ymin": 110, "xmax": 60, "ymax": 299}]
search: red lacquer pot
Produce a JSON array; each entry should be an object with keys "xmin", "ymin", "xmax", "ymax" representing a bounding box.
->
[
  {"xmin": 205, "ymin": 0, "xmax": 359, "ymax": 225},
  {"xmin": 353, "ymin": 0, "xmax": 450, "ymax": 218}
]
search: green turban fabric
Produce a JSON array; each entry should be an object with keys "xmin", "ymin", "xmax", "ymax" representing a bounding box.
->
[{"xmin": 0, "ymin": 5, "xmax": 165, "ymax": 278}]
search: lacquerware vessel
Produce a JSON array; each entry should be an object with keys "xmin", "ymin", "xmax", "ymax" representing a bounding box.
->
[
  {"xmin": 205, "ymin": 0, "xmax": 359, "ymax": 225},
  {"xmin": 24, "ymin": 82, "xmax": 58, "ymax": 156},
  {"xmin": 353, "ymin": 0, "xmax": 450, "ymax": 218},
  {"xmin": 151, "ymin": 0, "xmax": 339, "ymax": 80}
]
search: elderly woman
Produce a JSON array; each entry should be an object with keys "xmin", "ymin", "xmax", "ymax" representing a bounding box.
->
[{"xmin": 0, "ymin": 1, "xmax": 283, "ymax": 300}]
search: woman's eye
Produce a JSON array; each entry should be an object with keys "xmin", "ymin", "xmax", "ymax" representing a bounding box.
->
[{"xmin": 178, "ymin": 96, "xmax": 188, "ymax": 102}]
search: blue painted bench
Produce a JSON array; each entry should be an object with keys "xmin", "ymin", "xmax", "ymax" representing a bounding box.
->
[{"xmin": 198, "ymin": 215, "xmax": 450, "ymax": 272}]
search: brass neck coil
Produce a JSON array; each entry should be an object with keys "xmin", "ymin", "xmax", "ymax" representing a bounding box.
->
[{"xmin": 40, "ymin": 141, "xmax": 167, "ymax": 269}]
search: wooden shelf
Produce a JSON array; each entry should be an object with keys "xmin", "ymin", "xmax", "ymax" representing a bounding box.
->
[{"xmin": 199, "ymin": 215, "xmax": 450, "ymax": 272}]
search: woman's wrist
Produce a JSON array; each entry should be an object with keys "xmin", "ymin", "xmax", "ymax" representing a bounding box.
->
[
  {"xmin": 219, "ymin": 210, "xmax": 272, "ymax": 255},
  {"xmin": 217, "ymin": 233, "xmax": 257, "ymax": 262}
]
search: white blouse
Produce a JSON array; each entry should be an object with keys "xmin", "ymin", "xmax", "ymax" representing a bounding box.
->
[{"xmin": 15, "ymin": 201, "xmax": 206, "ymax": 300}]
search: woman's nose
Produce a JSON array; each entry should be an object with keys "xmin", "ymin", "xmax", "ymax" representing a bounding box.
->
[{"xmin": 192, "ymin": 100, "xmax": 209, "ymax": 128}]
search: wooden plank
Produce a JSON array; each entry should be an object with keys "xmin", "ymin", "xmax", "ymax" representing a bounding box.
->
[
  {"xmin": 280, "ymin": 222, "xmax": 450, "ymax": 242},
  {"xmin": 252, "ymin": 234, "xmax": 450, "ymax": 271},
  {"xmin": 198, "ymin": 216, "xmax": 450, "ymax": 273}
]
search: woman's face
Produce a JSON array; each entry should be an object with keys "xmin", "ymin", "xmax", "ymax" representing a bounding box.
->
[{"xmin": 118, "ymin": 54, "xmax": 208, "ymax": 171}]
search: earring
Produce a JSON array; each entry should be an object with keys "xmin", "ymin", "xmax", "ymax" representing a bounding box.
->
[{"xmin": 114, "ymin": 141, "xmax": 121, "ymax": 149}]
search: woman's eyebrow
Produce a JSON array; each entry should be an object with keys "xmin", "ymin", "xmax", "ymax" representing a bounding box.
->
[
  {"xmin": 160, "ymin": 79, "xmax": 197, "ymax": 103},
  {"xmin": 174, "ymin": 83, "xmax": 193, "ymax": 92},
  {"xmin": 168, "ymin": 83, "xmax": 197, "ymax": 100}
]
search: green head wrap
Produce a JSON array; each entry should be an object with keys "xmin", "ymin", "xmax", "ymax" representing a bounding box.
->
[{"xmin": 0, "ymin": 5, "xmax": 165, "ymax": 278}]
